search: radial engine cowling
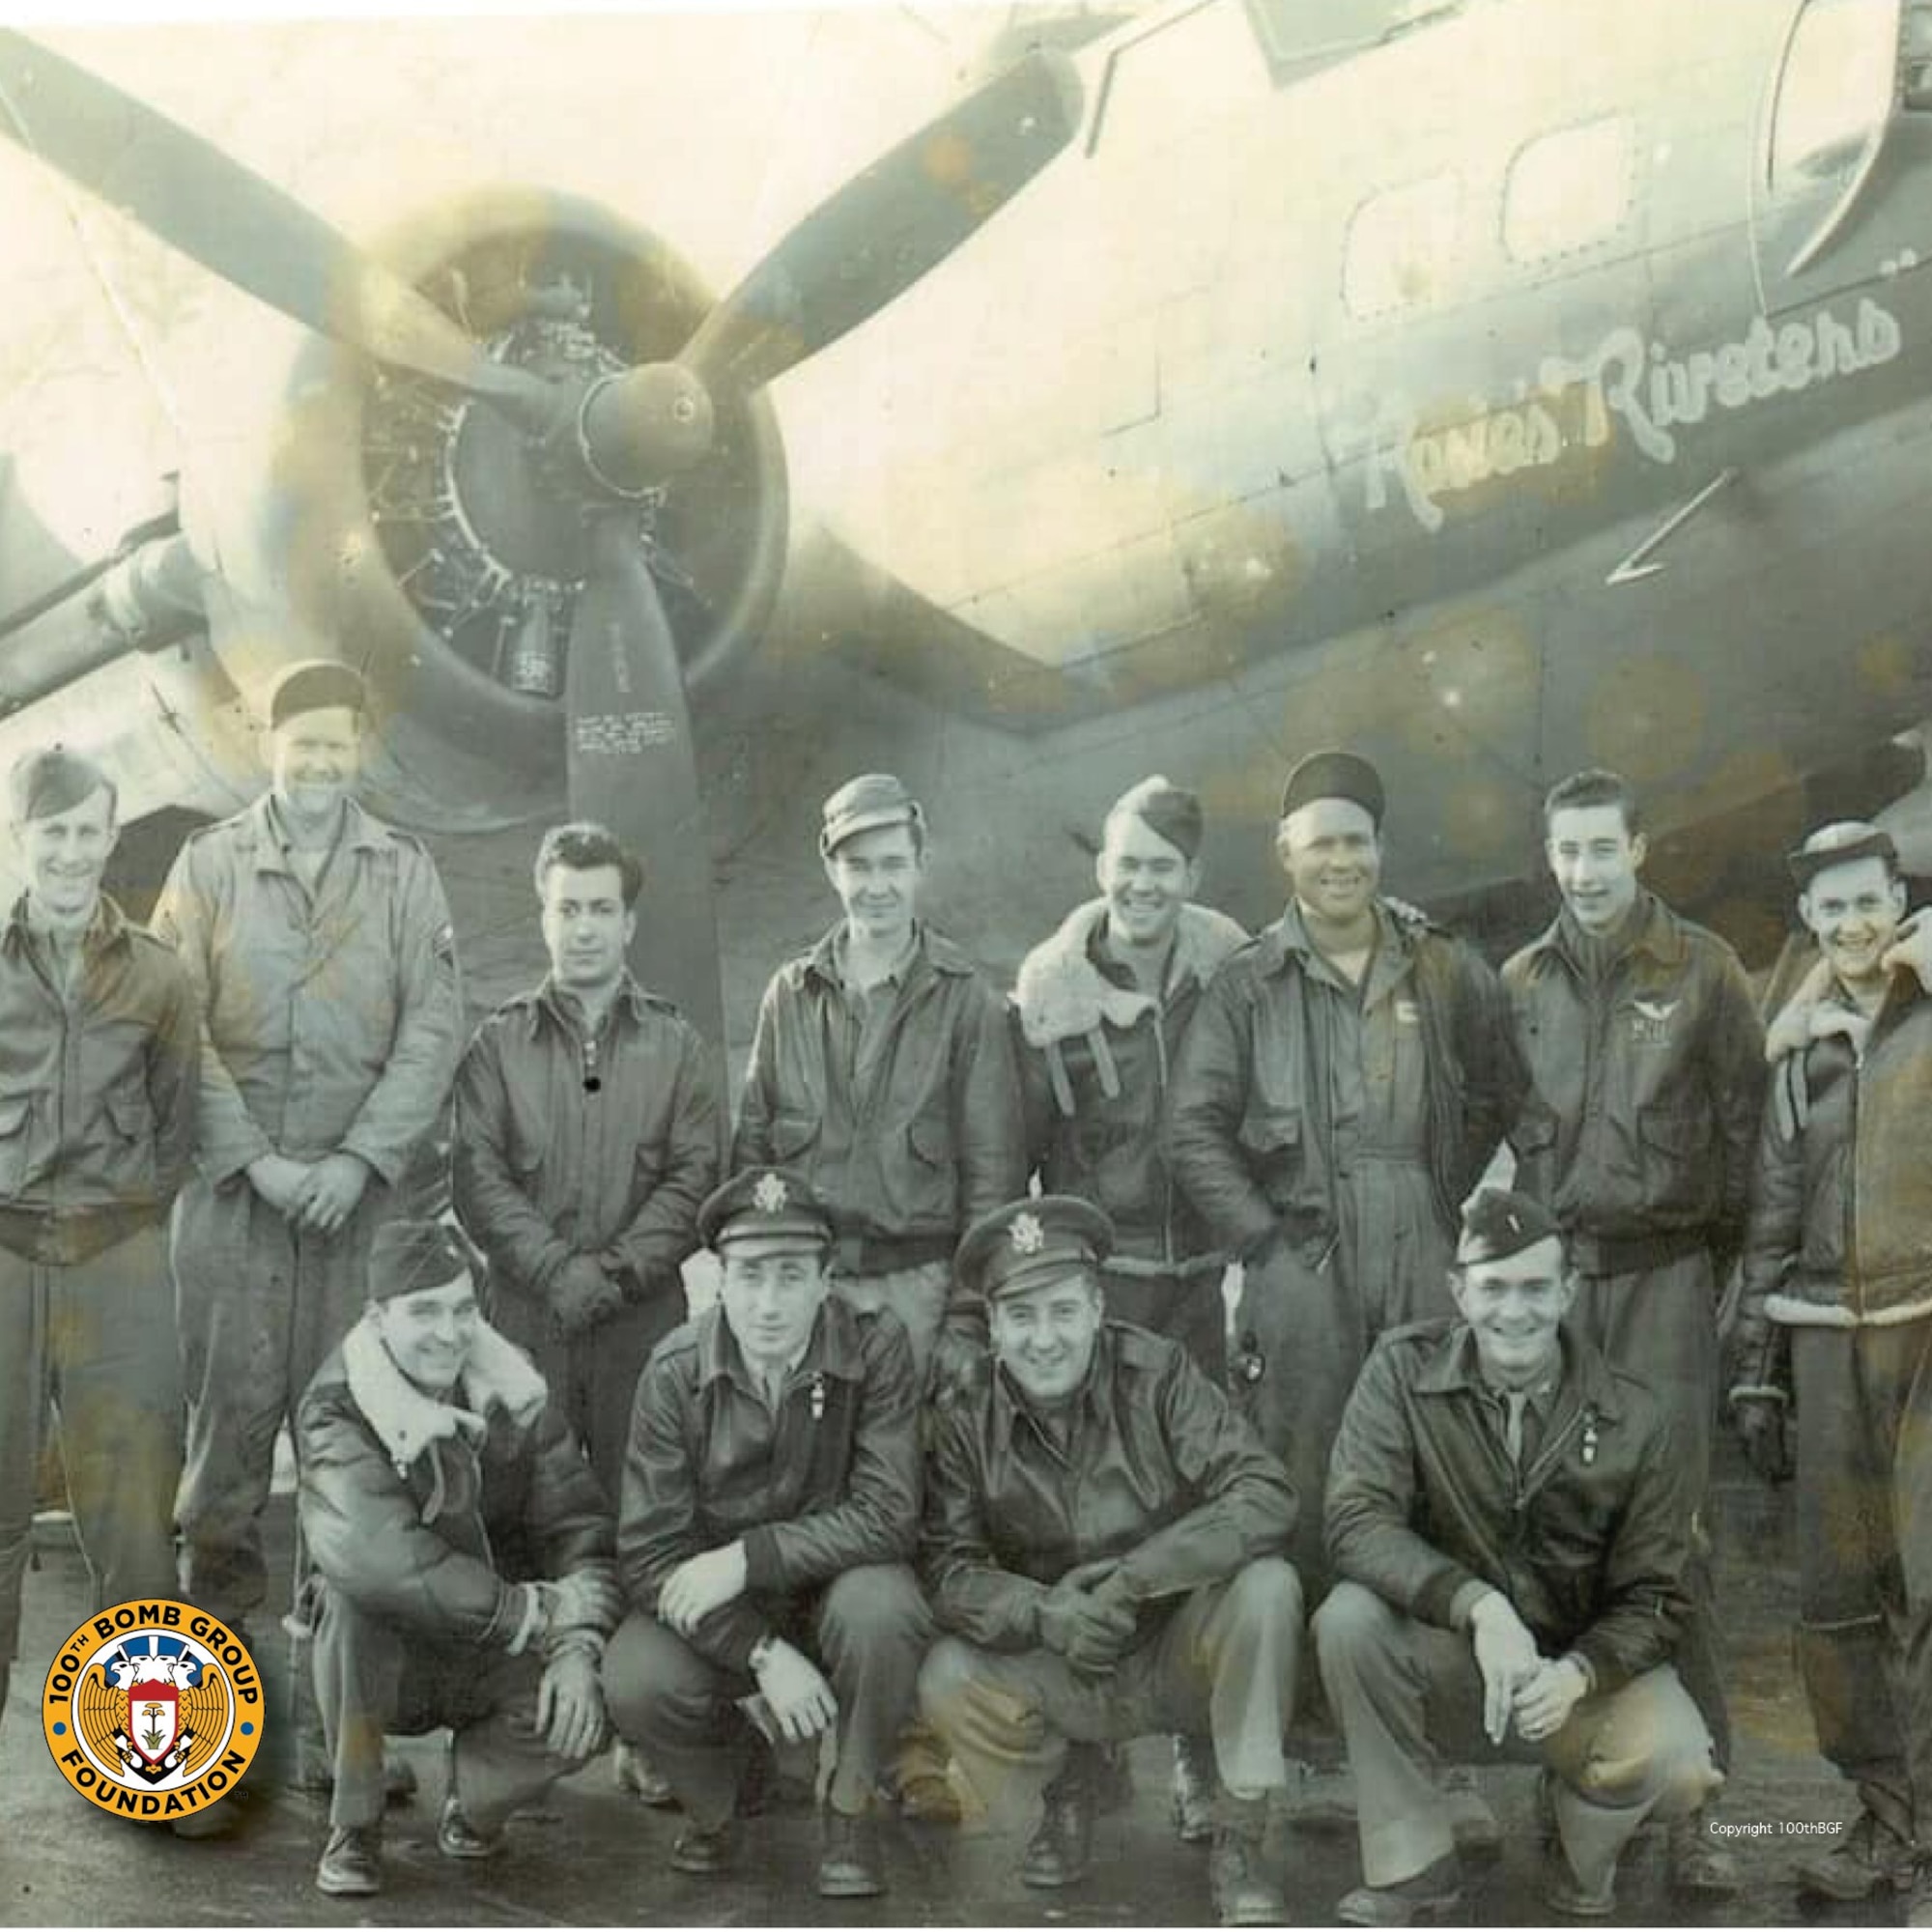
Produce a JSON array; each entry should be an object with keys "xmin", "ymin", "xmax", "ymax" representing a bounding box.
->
[{"xmin": 240, "ymin": 188, "xmax": 787, "ymax": 824}]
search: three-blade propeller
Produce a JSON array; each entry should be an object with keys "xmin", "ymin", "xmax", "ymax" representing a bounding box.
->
[{"xmin": 0, "ymin": 29, "xmax": 1082, "ymax": 1046}]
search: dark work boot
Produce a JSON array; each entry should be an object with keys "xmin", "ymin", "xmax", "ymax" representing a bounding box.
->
[{"xmin": 1020, "ymin": 1748, "xmax": 1097, "ymax": 1889}]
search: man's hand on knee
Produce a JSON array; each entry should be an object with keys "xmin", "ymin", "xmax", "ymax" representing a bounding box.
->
[
  {"xmin": 1467, "ymin": 1593, "xmax": 1541, "ymax": 1744},
  {"xmin": 753, "ymin": 1639, "xmax": 838, "ymax": 1744},
  {"xmin": 659, "ymin": 1543, "xmax": 749, "ymax": 1635},
  {"xmin": 1039, "ymin": 1568, "xmax": 1138, "ymax": 1675},
  {"xmin": 1513, "ymin": 1656, "xmax": 1589, "ymax": 1743},
  {"xmin": 536, "ymin": 1649, "xmax": 608, "ymax": 1761}
]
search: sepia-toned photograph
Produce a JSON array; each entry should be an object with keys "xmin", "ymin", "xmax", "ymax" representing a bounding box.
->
[{"xmin": 0, "ymin": 0, "xmax": 1926, "ymax": 1921}]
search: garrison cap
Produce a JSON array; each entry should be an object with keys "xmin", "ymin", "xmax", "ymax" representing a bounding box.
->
[
  {"xmin": 956, "ymin": 1195, "xmax": 1114, "ymax": 1303},
  {"xmin": 1455, "ymin": 1186, "xmax": 1563, "ymax": 1267},
  {"xmin": 368, "ymin": 1218, "xmax": 473, "ymax": 1305},
  {"xmin": 1787, "ymin": 820, "xmax": 1900, "ymax": 891},
  {"xmin": 268, "ymin": 658, "xmax": 369, "ymax": 730},
  {"xmin": 819, "ymin": 773, "xmax": 923, "ymax": 857},
  {"xmin": 10, "ymin": 746, "xmax": 113, "ymax": 822},
  {"xmin": 1107, "ymin": 774, "xmax": 1204, "ymax": 861},
  {"xmin": 698, "ymin": 1168, "xmax": 836, "ymax": 1253},
  {"xmin": 1279, "ymin": 749, "xmax": 1386, "ymax": 828}
]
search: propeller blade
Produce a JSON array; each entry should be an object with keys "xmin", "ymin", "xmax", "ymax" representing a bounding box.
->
[
  {"xmin": 564, "ymin": 517, "xmax": 726, "ymax": 1066},
  {"xmin": 681, "ymin": 47, "xmax": 1081, "ymax": 394},
  {"xmin": 0, "ymin": 31, "xmax": 554, "ymax": 415}
]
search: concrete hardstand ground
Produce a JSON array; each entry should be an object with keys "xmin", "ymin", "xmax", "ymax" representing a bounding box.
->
[{"xmin": 0, "ymin": 1447, "xmax": 1879, "ymax": 1928}]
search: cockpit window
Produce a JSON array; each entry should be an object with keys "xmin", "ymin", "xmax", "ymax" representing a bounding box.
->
[
  {"xmin": 1768, "ymin": 0, "xmax": 1897, "ymax": 193},
  {"xmin": 1502, "ymin": 118, "xmax": 1634, "ymax": 263},
  {"xmin": 1343, "ymin": 175, "xmax": 1463, "ymax": 319}
]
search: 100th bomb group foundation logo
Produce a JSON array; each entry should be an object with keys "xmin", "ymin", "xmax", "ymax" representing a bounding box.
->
[{"xmin": 42, "ymin": 1600, "xmax": 264, "ymax": 1822}]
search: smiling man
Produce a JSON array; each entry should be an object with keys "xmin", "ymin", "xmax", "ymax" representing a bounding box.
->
[
  {"xmin": 155, "ymin": 659, "xmax": 463, "ymax": 1641},
  {"xmin": 918, "ymin": 1196, "xmax": 1302, "ymax": 1928},
  {"xmin": 296, "ymin": 1217, "xmax": 620, "ymax": 1897},
  {"xmin": 734, "ymin": 773, "xmax": 1023, "ymax": 1378},
  {"xmin": 1500, "ymin": 769, "xmax": 1762, "ymax": 1892},
  {"xmin": 0, "ymin": 747, "xmax": 198, "ymax": 1733},
  {"xmin": 1168, "ymin": 750, "xmax": 1521, "ymax": 1592},
  {"xmin": 602, "ymin": 1168, "xmax": 929, "ymax": 1900},
  {"xmin": 1730, "ymin": 822, "xmax": 1932, "ymax": 1917},
  {"xmin": 1317, "ymin": 1187, "xmax": 1719, "ymax": 1925}
]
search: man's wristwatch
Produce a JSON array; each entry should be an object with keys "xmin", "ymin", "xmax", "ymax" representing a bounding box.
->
[{"xmin": 748, "ymin": 1634, "xmax": 778, "ymax": 1675}]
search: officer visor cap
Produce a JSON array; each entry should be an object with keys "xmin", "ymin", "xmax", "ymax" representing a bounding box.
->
[
  {"xmin": 368, "ymin": 1219, "xmax": 473, "ymax": 1304},
  {"xmin": 268, "ymin": 659, "xmax": 369, "ymax": 730},
  {"xmin": 1787, "ymin": 820, "xmax": 1899, "ymax": 891},
  {"xmin": 1455, "ymin": 1186, "xmax": 1564, "ymax": 1268},
  {"xmin": 1279, "ymin": 749, "xmax": 1386, "ymax": 828},
  {"xmin": 956, "ymin": 1196, "xmax": 1115, "ymax": 1304},
  {"xmin": 699, "ymin": 1169, "xmax": 836, "ymax": 1254},
  {"xmin": 10, "ymin": 746, "xmax": 114, "ymax": 823},
  {"xmin": 819, "ymin": 773, "xmax": 923, "ymax": 857}
]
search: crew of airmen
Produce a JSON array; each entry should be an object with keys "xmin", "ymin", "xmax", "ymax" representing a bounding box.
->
[{"xmin": 6, "ymin": 660, "xmax": 1932, "ymax": 1924}]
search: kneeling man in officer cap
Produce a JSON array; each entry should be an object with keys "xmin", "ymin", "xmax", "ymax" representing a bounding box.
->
[
  {"xmin": 1316, "ymin": 1187, "xmax": 1719, "ymax": 1925},
  {"xmin": 297, "ymin": 1219, "xmax": 621, "ymax": 1897},
  {"xmin": 601, "ymin": 1167, "xmax": 930, "ymax": 1899},
  {"xmin": 918, "ymin": 1196, "xmax": 1302, "ymax": 1928}
]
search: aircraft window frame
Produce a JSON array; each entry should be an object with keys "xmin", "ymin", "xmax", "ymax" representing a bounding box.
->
[
  {"xmin": 1500, "ymin": 116, "xmax": 1634, "ymax": 265},
  {"xmin": 1762, "ymin": 0, "xmax": 1899, "ymax": 273},
  {"xmin": 1342, "ymin": 173, "xmax": 1465, "ymax": 321}
]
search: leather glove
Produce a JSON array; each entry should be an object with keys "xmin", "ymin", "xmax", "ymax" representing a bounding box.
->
[
  {"xmin": 1731, "ymin": 1394, "xmax": 1791, "ymax": 1485},
  {"xmin": 1038, "ymin": 1574, "xmax": 1138, "ymax": 1674},
  {"xmin": 550, "ymin": 1256, "xmax": 625, "ymax": 1337}
]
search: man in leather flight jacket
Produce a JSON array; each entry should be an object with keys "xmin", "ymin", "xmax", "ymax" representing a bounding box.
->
[
  {"xmin": 602, "ymin": 1168, "xmax": 930, "ymax": 1901},
  {"xmin": 1731, "ymin": 823, "xmax": 1932, "ymax": 1918},
  {"xmin": 1317, "ymin": 1188, "xmax": 1718, "ymax": 1926}
]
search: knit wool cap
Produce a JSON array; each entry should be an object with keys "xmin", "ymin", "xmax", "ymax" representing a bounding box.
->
[{"xmin": 269, "ymin": 659, "xmax": 369, "ymax": 730}]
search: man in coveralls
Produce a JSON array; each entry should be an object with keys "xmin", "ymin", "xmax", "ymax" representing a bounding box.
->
[{"xmin": 156, "ymin": 659, "xmax": 463, "ymax": 1638}]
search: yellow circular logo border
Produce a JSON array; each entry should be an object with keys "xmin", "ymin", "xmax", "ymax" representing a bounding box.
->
[{"xmin": 42, "ymin": 1597, "xmax": 265, "ymax": 1824}]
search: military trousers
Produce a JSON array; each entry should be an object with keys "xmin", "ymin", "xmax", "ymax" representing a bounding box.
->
[
  {"xmin": 1570, "ymin": 1249, "xmax": 1729, "ymax": 1768},
  {"xmin": 1315, "ymin": 1580, "xmax": 1719, "ymax": 1891},
  {"xmin": 918, "ymin": 1557, "xmax": 1303, "ymax": 1826},
  {"xmin": 310, "ymin": 1580, "xmax": 589, "ymax": 1832},
  {"xmin": 602, "ymin": 1563, "xmax": 931, "ymax": 1828},
  {"xmin": 0, "ymin": 1222, "xmax": 180, "ymax": 1671},
  {"xmin": 173, "ymin": 1171, "xmax": 392, "ymax": 1627},
  {"xmin": 1790, "ymin": 1316, "xmax": 1932, "ymax": 1846},
  {"xmin": 490, "ymin": 1285, "xmax": 684, "ymax": 1508}
]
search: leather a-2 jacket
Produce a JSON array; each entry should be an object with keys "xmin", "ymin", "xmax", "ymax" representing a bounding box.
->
[
  {"xmin": 617, "ymin": 1297, "xmax": 921, "ymax": 1671},
  {"xmin": 922, "ymin": 1321, "xmax": 1296, "ymax": 1652},
  {"xmin": 1326, "ymin": 1320, "xmax": 1691, "ymax": 1693}
]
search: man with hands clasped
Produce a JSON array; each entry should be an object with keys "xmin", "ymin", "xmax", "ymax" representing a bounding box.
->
[
  {"xmin": 917, "ymin": 1196, "xmax": 1303, "ymax": 1928},
  {"xmin": 1316, "ymin": 1187, "xmax": 1719, "ymax": 1925},
  {"xmin": 155, "ymin": 660, "xmax": 463, "ymax": 1634},
  {"xmin": 601, "ymin": 1168, "xmax": 930, "ymax": 1900}
]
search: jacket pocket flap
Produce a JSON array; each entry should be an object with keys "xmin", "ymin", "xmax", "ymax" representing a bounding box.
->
[{"xmin": 908, "ymin": 1115, "xmax": 953, "ymax": 1166}]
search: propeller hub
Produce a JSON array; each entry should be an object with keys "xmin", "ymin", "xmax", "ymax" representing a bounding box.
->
[{"xmin": 578, "ymin": 363, "xmax": 716, "ymax": 497}]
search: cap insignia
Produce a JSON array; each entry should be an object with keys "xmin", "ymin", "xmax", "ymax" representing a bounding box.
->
[
  {"xmin": 753, "ymin": 1172, "xmax": 789, "ymax": 1215},
  {"xmin": 1009, "ymin": 1211, "xmax": 1045, "ymax": 1256}
]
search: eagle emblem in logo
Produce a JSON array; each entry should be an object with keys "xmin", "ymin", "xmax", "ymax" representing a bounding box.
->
[{"xmin": 43, "ymin": 1602, "xmax": 265, "ymax": 1823}]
